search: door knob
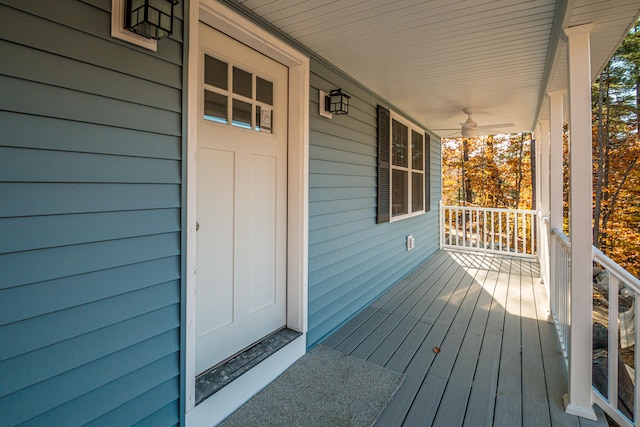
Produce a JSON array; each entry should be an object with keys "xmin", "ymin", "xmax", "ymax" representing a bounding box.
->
[{"xmin": 196, "ymin": 222, "xmax": 200, "ymax": 231}]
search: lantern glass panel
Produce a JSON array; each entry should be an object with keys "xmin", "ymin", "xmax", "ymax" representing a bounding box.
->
[
  {"xmin": 127, "ymin": 0, "xmax": 176, "ymax": 40},
  {"xmin": 328, "ymin": 90, "xmax": 350, "ymax": 114}
]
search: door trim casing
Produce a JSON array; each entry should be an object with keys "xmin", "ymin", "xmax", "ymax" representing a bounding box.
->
[{"xmin": 184, "ymin": 0, "xmax": 310, "ymax": 416}]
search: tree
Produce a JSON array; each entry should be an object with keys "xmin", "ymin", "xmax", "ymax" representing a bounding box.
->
[{"xmin": 591, "ymin": 18, "xmax": 640, "ymax": 277}]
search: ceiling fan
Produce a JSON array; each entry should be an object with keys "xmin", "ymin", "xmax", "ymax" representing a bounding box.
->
[{"xmin": 434, "ymin": 108, "xmax": 515, "ymax": 138}]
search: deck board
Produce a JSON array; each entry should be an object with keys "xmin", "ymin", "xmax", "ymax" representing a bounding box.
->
[
  {"xmin": 494, "ymin": 257, "xmax": 523, "ymax": 426},
  {"xmin": 463, "ymin": 256, "xmax": 507, "ymax": 427},
  {"xmin": 521, "ymin": 258, "xmax": 553, "ymax": 427},
  {"xmin": 322, "ymin": 249, "xmax": 609, "ymax": 427}
]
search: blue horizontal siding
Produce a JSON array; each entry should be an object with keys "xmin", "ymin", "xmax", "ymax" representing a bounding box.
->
[
  {"xmin": 0, "ymin": 257, "xmax": 180, "ymax": 326},
  {"xmin": 0, "ymin": 210, "xmax": 180, "ymax": 254},
  {"xmin": 0, "ymin": 307, "xmax": 179, "ymax": 401},
  {"xmin": 89, "ymin": 379, "xmax": 181, "ymax": 427},
  {"xmin": 0, "ymin": 75, "xmax": 181, "ymax": 136},
  {"xmin": 0, "ymin": 183, "xmax": 181, "ymax": 218},
  {"xmin": 0, "ymin": 233, "xmax": 181, "ymax": 289},
  {"xmin": 0, "ymin": 39, "xmax": 181, "ymax": 112},
  {"xmin": 308, "ymin": 56, "xmax": 442, "ymax": 347},
  {"xmin": 0, "ymin": 147, "xmax": 181, "ymax": 183},
  {"xmin": 1, "ymin": 111, "xmax": 181, "ymax": 160},
  {"xmin": 10, "ymin": 354, "xmax": 180, "ymax": 426},
  {"xmin": 0, "ymin": 0, "xmax": 183, "ymax": 425},
  {"xmin": 1, "ymin": 281, "xmax": 179, "ymax": 360}
]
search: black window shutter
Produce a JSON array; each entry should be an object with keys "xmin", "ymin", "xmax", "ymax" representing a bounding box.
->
[
  {"xmin": 377, "ymin": 105, "xmax": 390, "ymax": 223},
  {"xmin": 425, "ymin": 132, "xmax": 431, "ymax": 212}
]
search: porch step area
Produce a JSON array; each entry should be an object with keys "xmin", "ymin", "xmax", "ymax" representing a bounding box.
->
[
  {"xmin": 322, "ymin": 249, "xmax": 608, "ymax": 427},
  {"xmin": 195, "ymin": 328, "xmax": 301, "ymax": 405}
]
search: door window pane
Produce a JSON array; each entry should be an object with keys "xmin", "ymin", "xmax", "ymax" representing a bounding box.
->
[
  {"xmin": 392, "ymin": 169, "xmax": 408, "ymax": 216},
  {"xmin": 392, "ymin": 120, "xmax": 408, "ymax": 167},
  {"xmin": 412, "ymin": 172, "xmax": 424, "ymax": 212},
  {"xmin": 204, "ymin": 90, "xmax": 227, "ymax": 124},
  {"xmin": 412, "ymin": 130, "xmax": 424, "ymax": 170},
  {"xmin": 256, "ymin": 77, "xmax": 273, "ymax": 105},
  {"xmin": 204, "ymin": 55, "xmax": 227, "ymax": 90},
  {"xmin": 233, "ymin": 67, "xmax": 252, "ymax": 98},
  {"xmin": 232, "ymin": 99, "xmax": 252, "ymax": 129}
]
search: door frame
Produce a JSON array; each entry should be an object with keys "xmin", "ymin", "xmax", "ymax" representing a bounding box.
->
[{"xmin": 184, "ymin": 0, "xmax": 310, "ymax": 415}]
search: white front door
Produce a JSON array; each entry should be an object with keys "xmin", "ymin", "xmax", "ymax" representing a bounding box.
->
[{"xmin": 196, "ymin": 22, "xmax": 288, "ymax": 374}]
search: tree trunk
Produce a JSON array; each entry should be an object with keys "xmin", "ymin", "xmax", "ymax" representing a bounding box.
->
[
  {"xmin": 462, "ymin": 138, "xmax": 473, "ymax": 204},
  {"xmin": 594, "ymin": 68, "xmax": 607, "ymax": 248}
]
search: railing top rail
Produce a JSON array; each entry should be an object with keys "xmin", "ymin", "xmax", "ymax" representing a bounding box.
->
[
  {"xmin": 442, "ymin": 205, "xmax": 538, "ymax": 215},
  {"xmin": 551, "ymin": 228, "xmax": 571, "ymax": 250},
  {"xmin": 593, "ymin": 246, "xmax": 640, "ymax": 293}
]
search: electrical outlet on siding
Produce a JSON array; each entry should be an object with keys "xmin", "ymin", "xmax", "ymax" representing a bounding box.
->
[{"xmin": 406, "ymin": 235, "xmax": 415, "ymax": 251}]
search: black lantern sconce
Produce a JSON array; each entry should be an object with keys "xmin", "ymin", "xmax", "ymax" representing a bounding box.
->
[
  {"xmin": 126, "ymin": 0, "xmax": 179, "ymax": 40},
  {"xmin": 326, "ymin": 89, "xmax": 351, "ymax": 115}
]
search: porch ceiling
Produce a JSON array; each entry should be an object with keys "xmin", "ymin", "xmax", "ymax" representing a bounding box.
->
[{"xmin": 236, "ymin": 0, "xmax": 640, "ymax": 137}]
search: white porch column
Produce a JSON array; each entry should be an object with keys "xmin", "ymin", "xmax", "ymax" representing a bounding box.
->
[
  {"xmin": 538, "ymin": 119, "xmax": 551, "ymax": 292},
  {"xmin": 548, "ymin": 91, "xmax": 565, "ymax": 240},
  {"xmin": 548, "ymin": 90, "xmax": 564, "ymax": 322},
  {"xmin": 563, "ymin": 23, "xmax": 596, "ymax": 421}
]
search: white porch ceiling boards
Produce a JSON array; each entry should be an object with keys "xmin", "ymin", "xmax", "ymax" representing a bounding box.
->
[{"xmin": 237, "ymin": 0, "xmax": 640, "ymax": 137}]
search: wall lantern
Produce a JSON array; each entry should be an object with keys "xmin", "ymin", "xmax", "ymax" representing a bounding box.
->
[
  {"xmin": 327, "ymin": 89, "xmax": 351, "ymax": 115},
  {"xmin": 126, "ymin": 0, "xmax": 179, "ymax": 40}
]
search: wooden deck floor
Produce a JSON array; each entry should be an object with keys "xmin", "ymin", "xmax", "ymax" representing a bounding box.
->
[{"xmin": 322, "ymin": 250, "xmax": 608, "ymax": 427}]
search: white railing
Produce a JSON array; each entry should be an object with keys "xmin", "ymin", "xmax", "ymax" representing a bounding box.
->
[
  {"xmin": 440, "ymin": 203, "xmax": 537, "ymax": 257},
  {"xmin": 550, "ymin": 228, "xmax": 571, "ymax": 361},
  {"xmin": 591, "ymin": 247, "xmax": 640, "ymax": 427}
]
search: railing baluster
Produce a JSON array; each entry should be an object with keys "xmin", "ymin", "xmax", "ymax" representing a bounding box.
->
[
  {"xmin": 506, "ymin": 212, "xmax": 511, "ymax": 253},
  {"xmin": 531, "ymin": 213, "xmax": 536, "ymax": 255},
  {"xmin": 448, "ymin": 207, "xmax": 452, "ymax": 246},
  {"xmin": 491, "ymin": 211, "xmax": 500, "ymax": 249},
  {"xmin": 455, "ymin": 208, "xmax": 460, "ymax": 247},
  {"xmin": 483, "ymin": 210, "xmax": 487, "ymax": 252},
  {"xmin": 499, "ymin": 211, "xmax": 503, "ymax": 252},
  {"xmin": 608, "ymin": 275, "xmax": 619, "ymax": 410},
  {"xmin": 462, "ymin": 209, "xmax": 467, "ymax": 247}
]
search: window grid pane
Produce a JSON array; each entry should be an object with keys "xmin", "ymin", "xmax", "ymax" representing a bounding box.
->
[
  {"xmin": 233, "ymin": 67, "xmax": 252, "ymax": 98},
  {"xmin": 232, "ymin": 99, "xmax": 252, "ymax": 129},
  {"xmin": 256, "ymin": 77, "xmax": 273, "ymax": 105},
  {"xmin": 204, "ymin": 55, "xmax": 228, "ymax": 90},
  {"xmin": 204, "ymin": 90, "xmax": 228, "ymax": 124},
  {"xmin": 392, "ymin": 169, "xmax": 408, "ymax": 217},
  {"xmin": 412, "ymin": 172, "xmax": 424, "ymax": 212},
  {"xmin": 392, "ymin": 120, "xmax": 408, "ymax": 167},
  {"xmin": 412, "ymin": 130, "xmax": 424, "ymax": 171}
]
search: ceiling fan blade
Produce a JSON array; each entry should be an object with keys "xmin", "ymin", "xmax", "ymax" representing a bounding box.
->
[
  {"xmin": 476, "ymin": 123, "xmax": 515, "ymax": 130},
  {"xmin": 432, "ymin": 128, "xmax": 462, "ymax": 131}
]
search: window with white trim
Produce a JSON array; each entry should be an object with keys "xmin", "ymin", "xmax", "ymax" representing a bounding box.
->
[{"xmin": 377, "ymin": 106, "xmax": 430, "ymax": 223}]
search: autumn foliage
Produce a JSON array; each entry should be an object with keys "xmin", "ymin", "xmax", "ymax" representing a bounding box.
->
[{"xmin": 442, "ymin": 134, "xmax": 533, "ymax": 210}]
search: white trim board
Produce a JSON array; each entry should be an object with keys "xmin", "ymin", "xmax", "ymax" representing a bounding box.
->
[{"xmin": 184, "ymin": 0, "xmax": 310, "ymax": 416}]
